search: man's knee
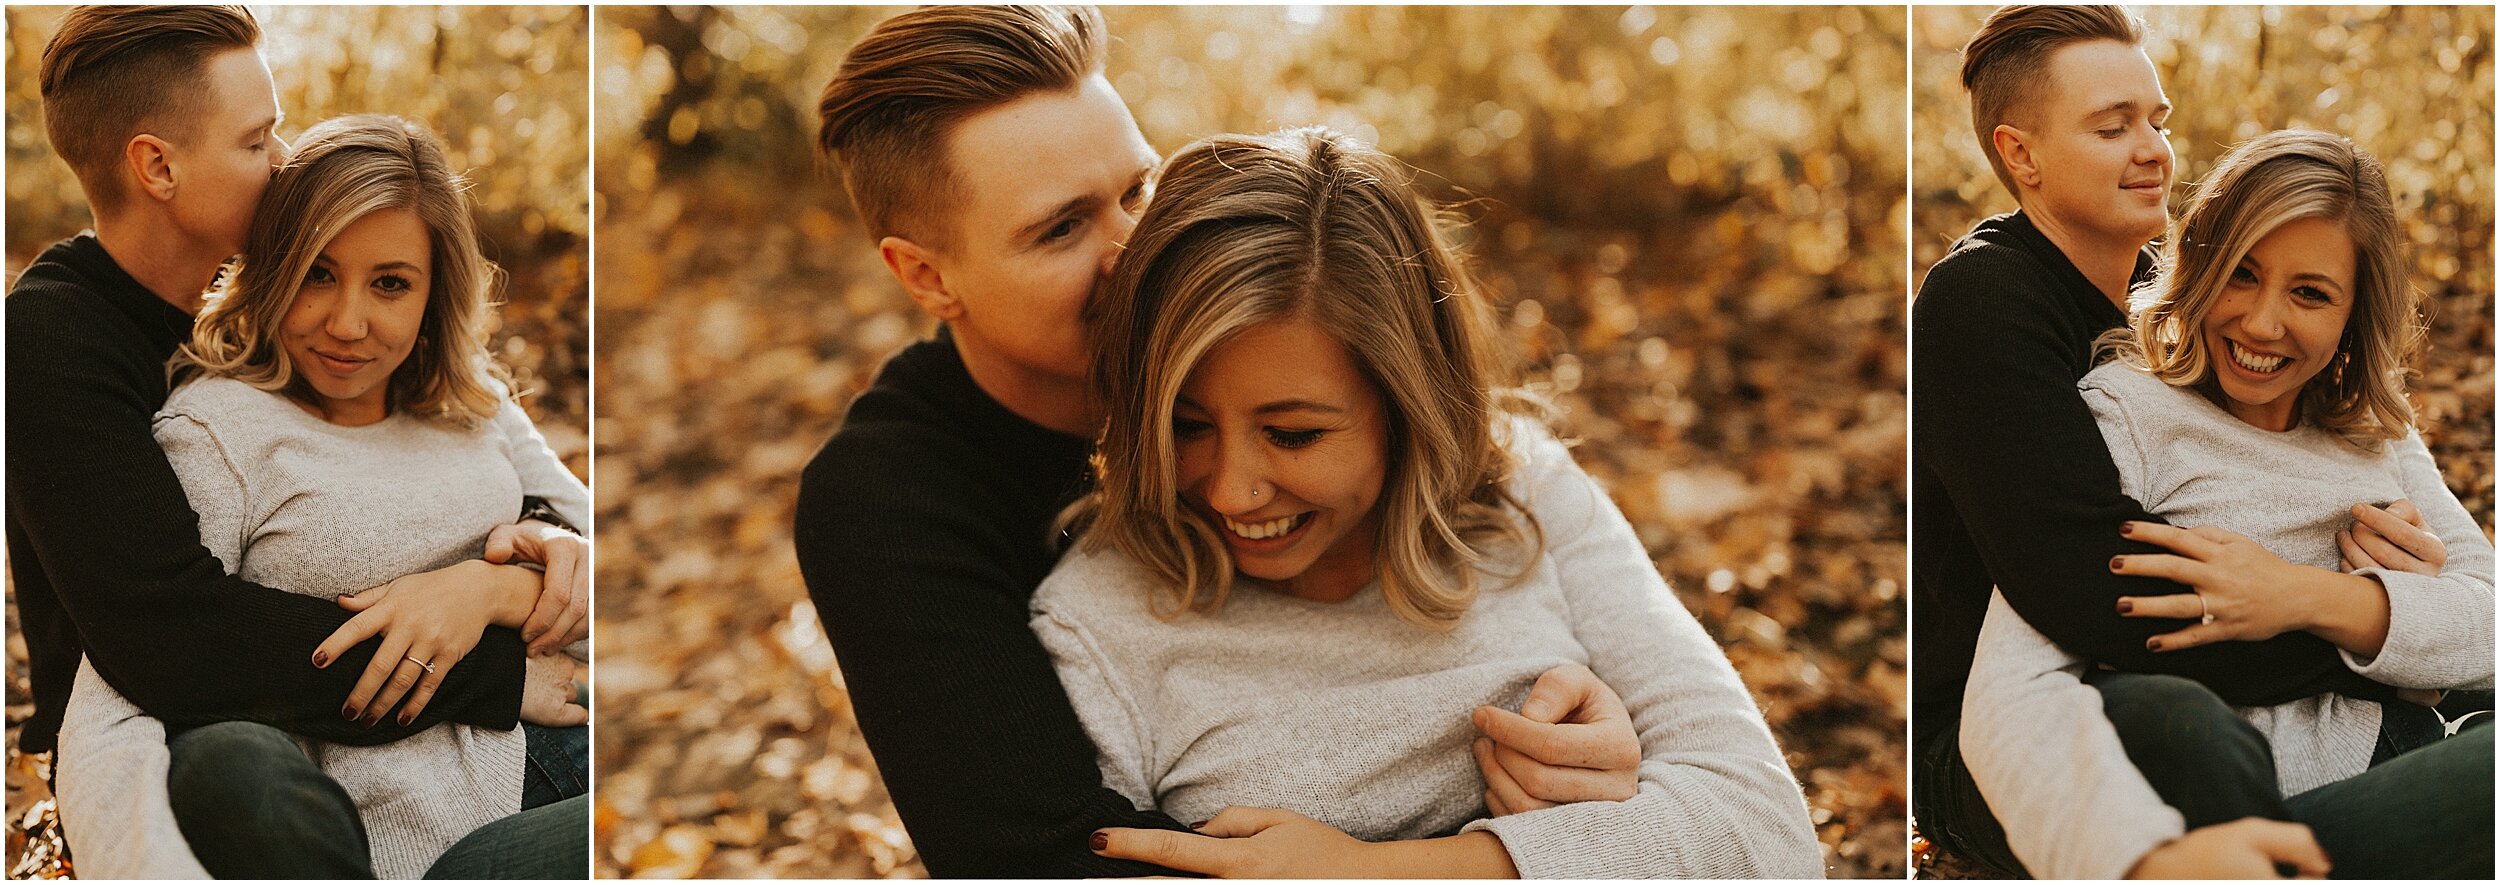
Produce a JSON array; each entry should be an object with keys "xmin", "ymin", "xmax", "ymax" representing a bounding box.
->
[
  {"xmin": 166, "ymin": 722, "xmax": 353, "ymax": 826},
  {"xmin": 2091, "ymin": 673, "xmax": 2262, "ymax": 755}
]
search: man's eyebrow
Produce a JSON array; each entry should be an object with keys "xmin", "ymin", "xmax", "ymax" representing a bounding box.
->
[
  {"xmin": 2083, "ymin": 99, "xmax": 2169, "ymax": 119},
  {"xmin": 1013, "ymin": 194, "xmax": 1097, "ymax": 242}
]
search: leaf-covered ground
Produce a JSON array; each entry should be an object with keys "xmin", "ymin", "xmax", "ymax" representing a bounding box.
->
[{"xmin": 593, "ymin": 6, "xmax": 1906, "ymax": 879}]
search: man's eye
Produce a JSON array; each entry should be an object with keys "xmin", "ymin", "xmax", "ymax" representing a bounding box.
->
[{"xmin": 1041, "ymin": 218, "xmax": 1082, "ymax": 244}]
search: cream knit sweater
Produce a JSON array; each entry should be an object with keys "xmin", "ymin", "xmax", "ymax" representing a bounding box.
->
[
  {"xmin": 1032, "ymin": 420, "xmax": 1822, "ymax": 878},
  {"xmin": 1961, "ymin": 362, "xmax": 2495, "ymax": 879},
  {"xmin": 55, "ymin": 375, "xmax": 589, "ymax": 879}
]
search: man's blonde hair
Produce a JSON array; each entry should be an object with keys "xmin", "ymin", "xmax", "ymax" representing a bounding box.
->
[
  {"xmin": 815, "ymin": 5, "xmax": 1105, "ymax": 247},
  {"xmin": 39, "ymin": 5, "xmax": 261, "ymax": 210}
]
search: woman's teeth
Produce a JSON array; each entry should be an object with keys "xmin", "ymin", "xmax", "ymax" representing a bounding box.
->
[
  {"xmin": 1224, "ymin": 513, "xmax": 1303, "ymax": 540},
  {"xmin": 2227, "ymin": 340, "xmax": 2287, "ymax": 374}
]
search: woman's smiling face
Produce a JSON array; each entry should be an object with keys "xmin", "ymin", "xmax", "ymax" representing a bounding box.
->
[
  {"xmin": 2201, "ymin": 215, "xmax": 2358, "ymax": 431},
  {"xmin": 279, "ymin": 207, "xmax": 432, "ymax": 426},
  {"xmin": 1173, "ymin": 318, "xmax": 1390, "ymax": 602}
]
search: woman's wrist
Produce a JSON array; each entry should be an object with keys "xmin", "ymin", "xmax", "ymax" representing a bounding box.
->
[
  {"xmin": 467, "ymin": 559, "xmax": 545, "ymax": 629},
  {"xmin": 2299, "ymin": 568, "xmax": 2391, "ymax": 657},
  {"xmin": 1363, "ymin": 830, "xmax": 1519, "ymax": 878}
]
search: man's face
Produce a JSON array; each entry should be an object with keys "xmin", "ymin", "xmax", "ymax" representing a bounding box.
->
[
  {"xmin": 924, "ymin": 74, "xmax": 1157, "ymax": 388},
  {"xmin": 2011, "ymin": 39, "xmax": 2173, "ymax": 249},
  {"xmin": 164, "ymin": 48, "xmax": 285, "ymax": 257}
]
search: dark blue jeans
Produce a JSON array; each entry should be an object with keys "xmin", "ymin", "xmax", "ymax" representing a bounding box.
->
[
  {"xmin": 165, "ymin": 721, "xmax": 375, "ymax": 878},
  {"xmin": 523, "ymin": 723, "xmax": 589, "ymax": 809},
  {"xmin": 423, "ymin": 794, "xmax": 589, "ymax": 879}
]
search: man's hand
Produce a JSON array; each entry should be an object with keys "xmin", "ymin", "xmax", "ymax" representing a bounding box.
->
[
  {"xmin": 2338, "ymin": 500, "xmax": 2445, "ymax": 576},
  {"xmin": 520, "ymin": 652, "xmax": 589, "ymax": 727},
  {"xmin": 2125, "ymin": 817, "xmax": 2330, "ymax": 879},
  {"xmin": 1470, "ymin": 663, "xmax": 1641, "ymax": 815},
  {"xmin": 484, "ymin": 519, "xmax": 589, "ymax": 654}
]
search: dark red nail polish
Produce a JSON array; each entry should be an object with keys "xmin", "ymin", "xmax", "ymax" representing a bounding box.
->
[
  {"xmin": 1188, "ymin": 820, "xmax": 1210, "ymax": 830},
  {"xmin": 2110, "ymin": 556, "xmax": 2125, "ymax": 570},
  {"xmin": 2147, "ymin": 638, "xmax": 2164, "ymax": 651},
  {"xmin": 343, "ymin": 704, "xmax": 357, "ymax": 720},
  {"xmin": 2119, "ymin": 521, "xmax": 2136, "ymax": 536},
  {"xmin": 2117, "ymin": 599, "xmax": 2133, "ymax": 614},
  {"xmin": 312, "ymin": 651, "xmax": 328, "ymax": 667},
  {"xmin": 1090, "ymin": 831, "xmax": 1109, "ymax": 851},
  {"xmin": 398, "ymin": 711, "xmax": 414, "ymax": 726}
]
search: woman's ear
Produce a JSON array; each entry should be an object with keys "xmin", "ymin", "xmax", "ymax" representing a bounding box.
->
[
  {"xmin": 879, "ymin": 235, "xmax": 963, "ymax": 322},
  {"xmin": 1995, "ymin": 124, "xmax": 2043, "ymax": 190},
  {"xmin": 126, "ymin": 134, "xmax": 179, "ymax": 203}
]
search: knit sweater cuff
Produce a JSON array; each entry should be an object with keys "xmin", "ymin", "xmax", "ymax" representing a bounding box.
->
[{"xmin": 2342, "ymin": 568, "xmax": 2489, "ymax": 688}]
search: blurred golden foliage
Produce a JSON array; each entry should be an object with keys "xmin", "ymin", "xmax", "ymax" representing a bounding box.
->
[
  {"xmin": 594, "ymin": 5, "xmax": 1906, "ymax": 879},
  {"xmin": 1912, "ymin": 6, "xmax": 2494, "ymax": 878},
  {"xmin": 5, "ymin": 6, "xmax": 588, "ymax": 877}
]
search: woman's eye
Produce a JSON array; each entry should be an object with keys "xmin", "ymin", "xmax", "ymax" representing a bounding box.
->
[
  {"xmin": 374, "ymin": 275, "xmax": 415, "ymax": 296},
  {"xmin": 2292, "ymin": 285, "xmax": 2332, "ymax": 304},
  {"xmin": 2228, "ymin": 266, "xmax": 2258, "ymax": 285},
  {"xmin": 303, "ymin": 265, "xmax": 337, "ymax": 286},
  {"xmin": 1267, "ymin": 428, "xmax": 1323, "ymax": 449},
  {"xmin": 1172, "ymin": 417, "xmax": 1212, "ymax": 438}
]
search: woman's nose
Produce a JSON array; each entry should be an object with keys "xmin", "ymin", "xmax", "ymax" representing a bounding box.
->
[
  {"xmin": 1201, "ymin": 437, "xmax": 1270, "ymax": 516},
  {"xmin": 325, "ymin": 296, "xmax": 368, "ymax": 340},
  {"xmin": 2239, "ymin": 295, "xmax": 2288, "ymax": 340}
]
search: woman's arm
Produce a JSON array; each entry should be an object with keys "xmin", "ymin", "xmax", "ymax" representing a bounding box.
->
[
  {"xmin": 1962, "ymin": 590, "xmax": 2183, "ymax": 879},
  {"xmin": 2340, "ymin": 433, "xmax": 2496, "ymax": 688},
  {"xmin": 1458, "ymin": 427, "xmax": 1820, "ymax": 878}
]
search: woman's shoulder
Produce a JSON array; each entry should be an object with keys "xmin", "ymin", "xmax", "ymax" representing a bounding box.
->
[
  {"xmin": 157, "ymin": 374, "xmax": 299, "ymax": 428},
  {"xmin": 1033, "ymin": 539, "xmax": 1164, "ymax": 620}
]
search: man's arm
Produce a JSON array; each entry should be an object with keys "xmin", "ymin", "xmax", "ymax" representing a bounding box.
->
[
  {"xmin": 793, "ymin": 434, "xmax": 1190, "ymax": 878},
  {"xmin": 5, "ymin": 302, "xmax": 523, "ymax": 743},
  {"xmin": 1911, "ymin": 256, "xmax": 2372, "ymax": 705}
]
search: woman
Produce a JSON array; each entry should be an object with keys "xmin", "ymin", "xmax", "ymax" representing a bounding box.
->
[
  {"xmin": 1030, "ymin": 127, "xmax": 1822, "ymax": 878},
  {"xmin": 1961, "ymin": 130, "xmax": 2494, "ymax": 879},
  {"xmin": 54, "ymin": 115, "xmax": 591, "ymax": 879}
]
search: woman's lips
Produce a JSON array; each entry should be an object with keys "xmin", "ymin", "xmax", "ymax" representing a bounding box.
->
[{"xmin": 311, "ymin": 351, "xmax": 373, "ymax": 375}]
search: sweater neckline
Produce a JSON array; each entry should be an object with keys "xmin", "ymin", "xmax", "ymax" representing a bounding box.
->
[{"xmin": 1995, "ymin": 211, "xmax": 2156, "ymax": 326}]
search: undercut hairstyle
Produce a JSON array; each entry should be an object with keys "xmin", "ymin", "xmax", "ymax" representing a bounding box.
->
[
  {"xmin": 815, "ymin": 5, "xmax": 1105, "ymax": 248},
  {"xmin": 2107, "ymin": 130, "xmax": 2417, "ymax": 445},
  {"xmin": 38, "ymin": 5, "xmax": 261, "ymax": 210},
  {"xmin": 1069, "ymin": 126, "xmax": 1544, "ymax": 629},
  {"xmin": 179, "ymin": 115, "xmax": 509, "ymax": 427},
  {"xmin": 1960, "ymin": 5, "xmax": 2147, "ymax": 196}
]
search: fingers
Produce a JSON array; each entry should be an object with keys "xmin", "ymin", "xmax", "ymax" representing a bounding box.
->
[
  {"xmin": 1092, "ymin": 826, "xmax": 1238, "ymax": 875},
  {"xmin": 2145, "ymin": 623, "xmax": 2228, "ymax": 653},
  {"xmin": 2117, "ymin": 521, "xmax": 2221, "ymax": 559},
  {"xmin": 483, "ymin": 523, "xmax": 522, "ymax": 564},
  {"xmin": 537, "ymin": 701, "xmax": 589, "ymax": 728},
  {"xmin": 1474, "ymin": 737, "xmax": 1551, "ymax": 815},
  {"xmin": 1489, "ymin": 739, "xmax": 1633, "ymax": 802},
  {"xmin": 344, "ymin": 631, "xmax": 414, "ymax": 722},
  {"xmin": 1194, "ymin": 805, "xmax": 1298, "ymax": 838},
  {"xmin": 395, "ymin": 659, "xmax": 450, "ymax": 727},
  {"xmin": 2349, "ymin": 503, "xmax": 2439, "ymax": 573},
  {"xmin": 1472, "ymin": 705, "xmax": 1639, "ymax": 770},
  {"xmin": 361, "ymin": 644, "xmax": 435, "ymax": 727},
  {"xmin": 2114, "ymin": 593, "xmax": 2204, "ymax": 620},
  {"xmin": 2244, "ymin": 819, "xmax": 2331, "ymax": 878},
  {"xmin": 519, "ymin": 569, "xmax": 570, "ymax": 650},
  {"xmin": 313, "ymin": 607, "xmax": 389, "ymax": 669},
  {"xmin": 1520, "ymin": 663, "xmax": 1599, "ymax": 723},
  {"xmin": 2382, "ymin": 499, "xmax": 2425, "ymax": 527},
  {"xmin": 2108, "ymin": 552, "xmax": 2201, "ymax": 585},
  {"xmin": 536, "ymin": 543, "xmax": 588, "ymax": 654},
  {"xmin": 2336, "ymin": 529, "xmax": 2380, "ymax": 573}
]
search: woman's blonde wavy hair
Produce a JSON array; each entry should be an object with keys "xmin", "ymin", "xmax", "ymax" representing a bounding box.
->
[
  {"xmin": 1068, "ymin": 126, "xmax": 1544, "ymax": 628},
  {"xmin": 178, "ymin": 114, "xmax": 506, "ymax": 425},
  {"xmin": 2110, "ymin": 129, "xmax": 2419, "ymax": 445}
]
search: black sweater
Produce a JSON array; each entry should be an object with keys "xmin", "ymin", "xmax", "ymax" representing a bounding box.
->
[
  {"xmin": 5, "ymin": 234, "xmax": 525, "ymax": 754},
  {"xmin": 1909, "ymin": 212, "xmax": 2386, "ymax": 752},
  {"xmin": 795, "ymin": 328, "xmax": 1189, "ymax": 878}
]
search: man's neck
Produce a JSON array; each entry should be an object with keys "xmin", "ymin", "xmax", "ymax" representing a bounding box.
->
[
  {"xmin": 2025, "ymin": 209, "xmax": 2144, "ymax": 311},
  {"xmin": 951, "ymin": 332, "xmax": 1099, "ymax": 437},
  {"xmin": 91, "ymin": 214, "xmax": 224, "ymax": 316}
]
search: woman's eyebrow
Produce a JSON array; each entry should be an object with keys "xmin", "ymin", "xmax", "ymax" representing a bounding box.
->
[{"xmin": 1253, "ymin": 400, "xmax": 1344, "ymax": 416}]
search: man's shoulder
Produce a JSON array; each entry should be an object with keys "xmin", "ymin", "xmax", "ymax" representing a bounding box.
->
[{"xmin": 1916, "ymin": 218, "xmax": 2065, "ymax": 312}]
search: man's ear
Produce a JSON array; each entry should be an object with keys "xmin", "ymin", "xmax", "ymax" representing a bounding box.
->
[
  {"xmin": 879, "ymin": 235, "xmax": 964, "ymax": 322},
  {"xmin": 1994, "ymin": 123, "xmax": 2044, "ymax": 190},
  {"xmin": 125, "ymin": 134, "xmax": 179, "ymax": 203}
]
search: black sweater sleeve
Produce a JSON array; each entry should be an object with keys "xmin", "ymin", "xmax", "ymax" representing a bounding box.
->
[
  {"xmin": 5, "ymin": 292, "xmax": 524, "ymax": 746},
  {"xmin": 794, "ymin": 429, "xmax": 1191, "ymax": 879},
  {"xmin": 1912, "ymin": 251, "xmax": 2376, "ymax": 706}
]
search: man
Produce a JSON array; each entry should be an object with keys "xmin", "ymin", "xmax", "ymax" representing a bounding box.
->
[
  {"xmin": 1912, "ymin": 5, "xmax": 2439, "ymax": 879},
  {"xmin": 795, "ymin": 6, "xmax": 1640, "ymax": 876},
  {"xmin": 8, "ymin": 6, "xmax": 582, "ymax": 877}
]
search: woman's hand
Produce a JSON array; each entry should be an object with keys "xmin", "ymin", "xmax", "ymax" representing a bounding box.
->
[
  {"xmin": 2125, "ymin": 817, "xmax": 2330, "ymax": 879},
  {"xmin": 521, "ymin": 652, "xmax": 589, "ymax": 727},
  {"xmin": 485, "ymin": 520, "xmax": 590, "ymax": 654},
  {"xmin": 2337, "ymin": 500, "xmax": 2445, "ymax": 576},
  {"xmin": 2112, "ymin": 521, "xmax": 2389, "ymax": 656},
  {"xmin": 313, "ymin": 559, "xmax": 541, "ymax": 727},
  {"xmin": 1091, "ymin": 807, "xmax": 1516, "ymax": 878},
  {"xmin": 1470, "ymin": 663, "xmax": 1640, "ymax": 815}
]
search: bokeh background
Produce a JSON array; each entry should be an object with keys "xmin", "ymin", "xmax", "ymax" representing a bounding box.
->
[
  {"xmin": 1910, "ymin": 5, "xmax": 2494, "ymax": 877},
  {"xmin": 3, "ymin": 6, "xmax": 589, "ymax": 878},
  {"xmin": 595, "ymin": 6, "xmax": 1909, "ymax": 879}
]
